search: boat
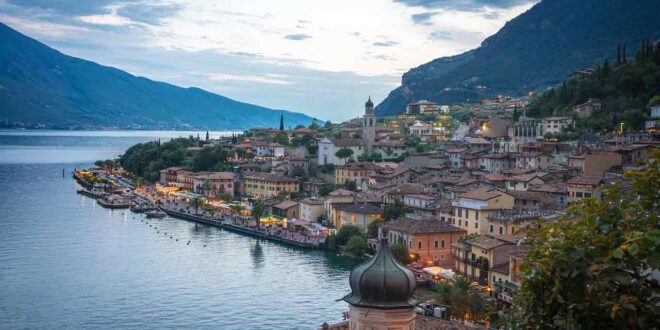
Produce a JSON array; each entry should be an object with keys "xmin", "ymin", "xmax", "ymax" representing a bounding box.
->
[{"xmin": 146, "ymin": 210, "xmax": 166, "ymax": 218}]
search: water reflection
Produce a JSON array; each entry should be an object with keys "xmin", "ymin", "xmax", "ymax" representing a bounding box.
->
[{"xmin": 250, "ymin": 241, "xmax": 264, "ymax": 270}]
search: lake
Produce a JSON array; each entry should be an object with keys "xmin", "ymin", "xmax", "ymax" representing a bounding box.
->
[{"xmin": 0, "ymin": 130, "xmax": 355, "ymax": 329}]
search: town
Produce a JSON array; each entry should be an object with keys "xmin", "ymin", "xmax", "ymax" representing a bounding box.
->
[{"xmin": 73, "ymin": 68, "xmax": 660, "ymax": 328}]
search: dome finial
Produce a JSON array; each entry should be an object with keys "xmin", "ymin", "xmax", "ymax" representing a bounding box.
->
[{"xmin": 365, "ymin": 96, "xmax": 374, "ymax": 108}]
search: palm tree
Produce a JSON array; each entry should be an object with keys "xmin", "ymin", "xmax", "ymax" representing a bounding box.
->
[
  {"xmin": 433, "ymin": 275, "xmax": 486, "ymax": 322},
  {"xmin": 202, "ymin": 181, "xmax": 213, "ymax": 198},
  {"xmin": 252, "ymin": 200, "xmax": 264, "ymax": 228},
  {"xmin": 190, "ymin": 198, "xmax": 203, "ymax": 214}
]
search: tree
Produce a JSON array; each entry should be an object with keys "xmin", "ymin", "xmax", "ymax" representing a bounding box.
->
[
  {"xmin": 384, "ymin": 198, "xmax": 406, "ymax": 221},
  {"xmin": 274, "ymin": 131, "xmax": 289, "ymax": 146},
  {"xmin": 513, "ymin": 152, "xmax": 660, "ymax": 329},
  {"xmin": 335, "ymin": 148, "xmax": 354, "ymax": 164},
  {"xmin": 251, "ymin": 200, "xmax": 264, "ymax": 228},
  {"xmin": 279, "ymin": 113, "xmax": 284, "ymax": 131},
  {"xmin": 512, "ymin": 106, "xmax": 521, "ymax": 122},
  {"xmin": 433, "ymin": 276, "xmax": 487, "ymax": 321},
  {"xmin": 336, "ymin": 225, "xmax": 362, "ymax": 245},
  {"xmin": 344, "ymin": 180, "xmax": 357, "ymax": 192},
  {"xmin": 346, "ymin": 235, "xmax": 368, "ymax": 257},
  {"xmin": 190, "ymin": 198, "xmax": 203, "ymax": 214},
  {"xmin": 324, "ymin": 121, "xmax": 333, "ymax": 128},
  {"xmin": 389, "ymin": 243, "xmax": 411, "ymax": 265},
  {"xmin": 318, "ymin": 184, "xmax": 336, "ymax": 197},
  {"xmin": 201, "ymin": 181, "xmax": 213, "ymax": 198},
  {"xmin": 367, "ymin": 220, "xmax": 380, "ymax": 239}
]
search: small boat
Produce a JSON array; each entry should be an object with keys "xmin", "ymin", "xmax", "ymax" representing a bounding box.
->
[{"xmin": 146, "ymin": 210, "xmax": 166, "ymax": 218}]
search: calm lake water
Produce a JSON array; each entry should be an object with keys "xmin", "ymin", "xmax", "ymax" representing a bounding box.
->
[{"xmin": 0, "ymin": 130, "xmax": 355, "ymax": 329}]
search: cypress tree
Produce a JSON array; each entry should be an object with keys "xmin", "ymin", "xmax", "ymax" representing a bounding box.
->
[
  {"xmin": 617, "ymin": 44, "xmax": 621, "ymax": 65},
  {"xmin": 279, "ymin": 113, "xmax": 284, "ymax": 131},
  {"xmin": 622, "ymin": 44, "xmax": 627, "ymax": 63},
  {"xmin": 205, "ymin": 130, "xmax": 209, "ymax": 142}
]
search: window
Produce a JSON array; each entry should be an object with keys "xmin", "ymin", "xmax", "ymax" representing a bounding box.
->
[
  {"xmin": 584, "ymin": 192, "xmax": 592, "ymax": 198},
  {"xmin": 499, "ymin": 227, "xmax": 503, "ymax": 235},
  {"xmin": 475, "ymin": 221, "xmax": 478, "ymax": 229},
  {"xmin": 418, "ymin": 241, "xmax": 422, "ymax": 249},
  {"xmin": 458, "ymin": 220, "xmax": 461, "ymax": 226},
  {"xmin": 475, "ymin": 212, "xmax": 479, "ymax": 220},
  {"xmin": 408, "ymin": 240, "xmax": 412, "ymax": 248},
  {"xmin": 576, "ymin": 192, "xmax": 583, "ymax": 198},
  {"xmin": 441, "ymin": 240, "xmax": 445, "ymax": 248},
  {"xmin": 489, "ymin": 224, "xmax": 494, "ymax": 233},
  {"xmin": 434, "ymin": 240, "xmax": 439, "ymax": 248},
  {"xmin": 458, "ymin": 208, "xmax": 462, "ymax": 217}
]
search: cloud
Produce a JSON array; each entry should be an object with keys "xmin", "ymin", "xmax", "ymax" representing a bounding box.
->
[
  {"xmin": 394, "ymin": 0, "xmax": 534, "ymax": 11},
  {"xmin": 6, "ymin": 0, "xmax": 116, "ymax": 15},
  {"xmin": 207, "ymin": 73, "xmax": 291, "ymax": 85},
  {"xmin": 116, "ymin": 3, "xmax": 183, "ymax": 26},
  {"xmin": 373, "ymin": 40, "xmax": 399, "ymax": 47},
  {"xmin": 411, "ymin": 12, "xmax": 437, "ymax": 25},
  {"xmin": 428, "ymin": 31, "xmax": 453, "ymax": 40},
  {"xmin": 284, "ymin": 33, "xmax": 311, "ymax": 41}
]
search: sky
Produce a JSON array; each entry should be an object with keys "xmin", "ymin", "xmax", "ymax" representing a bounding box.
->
[{"xmin": 0, "ymin": 0, "xmax": 537, "ymax": 122}]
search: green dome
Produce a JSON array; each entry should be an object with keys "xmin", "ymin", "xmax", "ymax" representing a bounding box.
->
[{"xmin": 343, "ymin": 238, "xmax": 418, "ymax": 309}]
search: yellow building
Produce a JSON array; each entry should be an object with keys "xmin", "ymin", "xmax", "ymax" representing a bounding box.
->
[
  {"xmin": 452, "ymin": 235, "xmax": 519, "ymax": 288},
  {"xmin": 334, "ymin": 162, "xmax": 379, "ymax": 186},
  {"xmin": 451, "ymin": 188, "xmax": 515, "ymax": 235},
  {"xmin": 243, "ymin": 173, "xmax": 299, "ymax": 198}
]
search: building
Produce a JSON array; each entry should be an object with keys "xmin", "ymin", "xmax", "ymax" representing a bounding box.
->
[
  {"xmin": 363, "ymin": 97, "xmax": 376, "ymax": 157},
  {"xmin": 567, "ymin": 176, "xmax": 602, "ymax": 203},
  {"xmin": 380, "ymin": 218, "xmax": 466, "ymax": 267},
  {"xmin": 272, "ymin": 200, "xmax": 299, "ymax": 219},
  {"xmin": 299, "ymin": 198, "xmax": 325, "ymax": 223},
  {"xmin": 573, "ymin": 98, "xmax": 601, "ymax": 119},
  {"xmin": 505, "ymin": 172, "xmax": 547, "ymax": 191},
  {"xmin": 540, "ymin": 116, "xmax": 573, "ymax": 135},
  {"xmin": 486, "ymin": 209, "xmax": 561, "ymax": 236},
  {"xmin": 477, "ymin": 154, "xmax": 514, "ymax": 174},
  {"xmin": 338, "ymin": 203, "xmax": 383, "ymax": 232},
  {"xmin": 451, "ymin": 188, "xmax": 515, "ymax": 235},
  {"xmin": 159, "ymin": 166, "xmax": 185, "ymax": 185},
  {"xmin": 317, "ymin": 138, "xmax": 365, "ymax": 165},
  {"xmin": 192, "ymin": 172, "xmax": 235, "ymax": 198},
  {"xmin": 453, "ymin": 235, "xmax": 518, "ymax": 287},
  {"xmin": 570, "ymin": 151, "xmax": 622, "ymax": 177},
  {"xmin": 514, "ymin": 152, "xmax": 553, "ymax": 171},
  {"xmin": 406, "ymin": 100, "xmax": 442, "ymax": 115},
  {"xmin": 483, "ymin": 118, "xmax": 513, "ymax": 138},
  {"xmin": 253, "ymin": 142, "xmax": 285, "ymax": 158},
  {"xmin": 324, "ymin": 189, "xmax": 356, "ymax": 226},
  {"xmin": 243, "ymin": 173, "xmax": 299, "ymax": 197},
  {"xmin": 334, "ymin": 162, "xmax": 379, "ymax": 186}
]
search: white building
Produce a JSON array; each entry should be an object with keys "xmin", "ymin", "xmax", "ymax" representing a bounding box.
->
[{"xmin": 540, "ymin": 117, "xmax": 573, "ymax": 135}]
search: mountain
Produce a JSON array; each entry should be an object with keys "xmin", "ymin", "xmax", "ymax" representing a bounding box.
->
[
  {"xmin": 0, "ymin": 23, "xmax": 319, "ymax": 130},
  {"xmin": 376, "ymin": 0, "xmax": 660, "ymax": 116}
]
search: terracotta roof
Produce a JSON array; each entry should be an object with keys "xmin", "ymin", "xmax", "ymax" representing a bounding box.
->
[
  {"xmin": 528, "ymin": 183, "xmax": 566, "ymax": 194},
  {"xmin": 192, "ymin": 172, "xmax": 235, "ymax": 180},
  {"xmin": 328, "ymin": 189, "xmax": 355, "ymax": 197},
  {"xmin": 300, "ymin": 198, "xmax": 325, "ymax": 205},
  {"xmin": 244, "ymin": 172, "xmax": 299, "ymax": 182},
  {"xmin": 467, "ymin": 235, "xmax": 512, "ymax": 250},
  {"xmin": 567, "ymin": 176, "xmax": 602, "ymax": 186},
  {"xmin": 331, "ymin": 138, "xmax": 363, "ymax": 147},
  {"xmin": 458, "ymin": 187, "xmax": 507, "ymax": 201},
  {"xmin": 382, "ymin": 218, "xmax": 466, "ymax": 235},
  {"xmin": 273, "ymin": 200, "xmax": 298, "ymax": 210},
  {"xmin": 339, "ymin": 203, "xmax": 382, "ymax": 214}
]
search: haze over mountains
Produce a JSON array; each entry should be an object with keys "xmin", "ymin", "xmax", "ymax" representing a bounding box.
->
[
  {"xmin": 375, "ymin": 0, "xmax": 660, "ymax": 116},
  {"xmin": 0, "ymin": 23, "xmax": 319, "ymax": 130}
]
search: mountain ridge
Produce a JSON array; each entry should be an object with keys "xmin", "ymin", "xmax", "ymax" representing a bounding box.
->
[
  {"xmin": 0, "ymin": 22, "xmax": 319, "ymax": 130},
  {"xmin": 375, "ymin": 0, "xmax": 660, "ymax": 116}
]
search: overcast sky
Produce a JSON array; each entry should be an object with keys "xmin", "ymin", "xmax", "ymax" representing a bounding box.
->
[{"xmin": 0, "ymin": 0, "xmax": 537, "ymax": 122}]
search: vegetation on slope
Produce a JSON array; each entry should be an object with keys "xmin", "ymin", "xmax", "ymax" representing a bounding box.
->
[{"xmin": 528, "ymin": 42, "xmax": 660, "ymax": 131}]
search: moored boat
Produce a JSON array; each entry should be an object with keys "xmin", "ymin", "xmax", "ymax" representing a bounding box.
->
[{"xmin": 146, "ymin": 210, "xmax": 166, "ymax": 218}]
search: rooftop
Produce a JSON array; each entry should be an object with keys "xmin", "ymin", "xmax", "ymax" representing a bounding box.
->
[{"xmin": 382, "ymin": 218, "xmax": 466, "ymax": 235}]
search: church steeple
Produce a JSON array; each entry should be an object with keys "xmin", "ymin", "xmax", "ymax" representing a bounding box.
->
[{"xmin": 365, "ymin": 96, "xmax": 374, "ymax": 115}]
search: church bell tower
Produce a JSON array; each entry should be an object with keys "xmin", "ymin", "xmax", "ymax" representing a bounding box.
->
[{"xmin": 363, "ymin": 97, "xmax": 376, "ymax": 158}]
